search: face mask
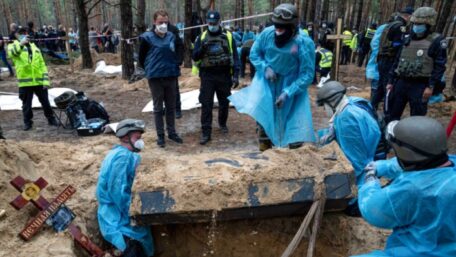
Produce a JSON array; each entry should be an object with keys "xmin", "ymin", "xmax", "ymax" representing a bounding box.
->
[
  {"xmin": 412, "ymin": 24, "xmax": 426, "ymax": 35},
  {"xmin": 133, "ymin": 139, "xmax": 145, "ymax": 152},
  {"xmin": 157, "ymin": 23, "xmax": 168, "ymax": 34},
  {"xmin": 19, "ymin": 35, "xmax": 26, "ymax": 41},
  {"xmin": 275, "ymin": 29, "xmax": 285, "ymax": 36},
  {"xmin": 324, "ymin": 103, "xmax": 334, "ymax": 117},
  {"xmin": 322, "ymin": 24, "xmax": 327, "ymax": 29},
  {"xmin": 308, "ymin": 27, "xmax": 313, "ymax": 31},
  {"xmin": 208, "ymin": 25, "xmax": 219, "ymax": 33}
]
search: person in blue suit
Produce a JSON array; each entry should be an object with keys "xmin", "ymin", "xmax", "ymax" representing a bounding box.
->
[
  {"xmin": 96, "ymin": 119, "xmax": 153, "ymax": 257},
  {"xmin": 229, "ymin": 3, "xmax": 316, "ymax": 151},
  {"xmin": 354, "ymin": 116, "xmax": 456, "ymax": 257}
]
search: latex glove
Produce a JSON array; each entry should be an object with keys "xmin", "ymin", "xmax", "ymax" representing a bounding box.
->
[
  {"xmin": 275, "ymin": 92, "xmax": 288, "ymax": 108},
  {"xmin": 265, "ymin": 67, "xmax": 277, "ymax": 82},
  {"xmin": 319, "ymin": 125, "xmax": 335, "ymax": 145},
  {"xmin": 364, "ymin": 161, "xmax": 377, "ymax": 183},
  {"xmin": 232, "ymin": 77, "xmax": 239, "ymax": 89},
  {"xmin": 422, "ymin": 87, "xmax": 433, "ymax": 102},
  {"xmin": 20, "ymin": 36, "xmax": 29, "ymax": 46}
]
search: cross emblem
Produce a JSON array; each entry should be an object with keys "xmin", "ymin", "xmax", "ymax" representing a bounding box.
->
[{"xmin": 10, "ymin": 176, "xmax": 49, "ymax": 211}]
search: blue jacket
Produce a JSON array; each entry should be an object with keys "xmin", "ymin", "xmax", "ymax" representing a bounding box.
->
[
  {"xmin": 139, "ymin": 31, "xmax": 180, "ymax": 79},
  {"xmin": 96, "ymin": 145, "xmax": 154, "ymax": 256},
  {"xmin": 229, "ymin": 26, "xmax": 316, "ymax": 147},
  {"xmin": 353, "ymin": 155, "xmax": 456, "ymax": 257}
]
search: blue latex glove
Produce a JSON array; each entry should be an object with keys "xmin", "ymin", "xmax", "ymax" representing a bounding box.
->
[
  {"xmin": 318, "ymin": 125, "xmax": 335, "ymax": 145},
  {"xmin": 265, "ymin": 67, "xmax": 277, "ymax": 82},
  {"xmin": 275, "ymin": 92, "xmax": 288, "ymax": 108},
  {"xmin": 364, "ymin": 161, "xmax": 377, "ymax": 183}
]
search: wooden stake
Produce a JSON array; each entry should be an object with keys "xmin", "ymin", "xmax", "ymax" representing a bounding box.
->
[
  {"xmin": 327, "ymin": 18, "xmax": 351, "ymax": 81},
  {"xmin": 280, "ymin": 200, "xmax": 320, "ymax": 257},
  {"xmin": 64, "ymin": 36, "xmax": 74, "ymax": 73},
  {"xmin": 306, "ymin": 197, "xmax": 326, "ymax": 257}
]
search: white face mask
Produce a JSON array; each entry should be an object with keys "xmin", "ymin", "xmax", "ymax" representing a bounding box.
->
[
  {"xmin": 133, "ymin": 139, "xmax": 145, "ymax": 152},
  {"xmin": 156, "ymin": 23, "xmax": 168, "ymax": 34},
  {"xmin": 275, "ymin": 30, "xmax": 285, "ymax": 36},
  {"xmin": 324, "ymin": 103, "xmax": 334, "ymax": 117}
]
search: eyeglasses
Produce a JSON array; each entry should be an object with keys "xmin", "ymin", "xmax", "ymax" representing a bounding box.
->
[{"xmin": 272, "ymin": 7, "xmax": 296, "ymax": 20}]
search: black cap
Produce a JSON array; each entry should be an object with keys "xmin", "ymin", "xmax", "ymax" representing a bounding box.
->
[
  {"xmin": 206, "ymin": 10, "xmax": 221, "ymax": 23},
  {"xmin": 400, "ymin": 6, "xmax": 414, "ymax": 15}
]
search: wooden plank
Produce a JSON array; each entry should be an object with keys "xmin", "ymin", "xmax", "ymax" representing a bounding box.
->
[
  {"xmin": 279, "ymin": 200, "xmax": 319, "ymax": 257},
  {"xmin": 334, "ymin": 18, "xmax": 343, "ymax": 81},
  {"xmin": 306, "ymin": 197, "xmax": 326, "ymax": 257}
]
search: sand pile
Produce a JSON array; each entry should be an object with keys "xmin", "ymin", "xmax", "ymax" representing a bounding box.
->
[{"xmin": 131, "ymin": 142, "xmax": 353, "ymax": 214}]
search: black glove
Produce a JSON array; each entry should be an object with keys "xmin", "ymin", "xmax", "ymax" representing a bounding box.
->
[{"xmin": 232, "ymin": 77, "xmax": 239, "ymax": 88}]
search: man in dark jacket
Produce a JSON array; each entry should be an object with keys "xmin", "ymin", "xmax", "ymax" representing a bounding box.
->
[
  {"xmin": 0, "ymin": 33, "xmax": 14, "ymax": 77},
  {"xmin": 139, "ymin": 10, "xmax": 183, "ymax": 148},
  {"xmin": 192, "ymin": 10, "xmax": 240, "ymax": 145}
]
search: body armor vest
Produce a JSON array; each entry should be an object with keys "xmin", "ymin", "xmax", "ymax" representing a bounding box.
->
[
  {"xmin": 395, "ymin": 33, "xmax": 438, "ymax": 78},
  {"xmin": 378, "ymin": 20, "xmax": 403, "ymax": 57},
  {"xmin": 200, "ymin": 32, "xmax": 233, "ymax": 68}
]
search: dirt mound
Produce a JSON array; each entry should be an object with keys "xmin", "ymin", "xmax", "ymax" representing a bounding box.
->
[{"xmin": 131, "ymin": 142, "xmax": 353, "ymax": 214}]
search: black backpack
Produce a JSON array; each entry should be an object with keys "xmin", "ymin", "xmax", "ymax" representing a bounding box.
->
[{"xmin": 82, "ymin": 100, "xmax": 110, "ymax": 123}]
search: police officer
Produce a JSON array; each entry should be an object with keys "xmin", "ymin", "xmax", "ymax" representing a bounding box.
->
[
  {"xmin": 318, "ymin": 21, "xmax": 333, "ymax": 51},
  {"xmin": 372, "ymin": 7, "xmax": 413, "ymax": 113},
  {"xmin": 358, "ymin": 23, "xmax": 377, "ymax": 67},
  {"xmin": 8, "ymin": 28, "xmax": 58, "ymax": 131},
  {"xmin": 340, "ymin": 27, "xmax": 353, "ymax": 65},
  {"xmin": 315, "ymin": 44, "xmax": 333, "ymax": 80},
  {"xmin": 192, "ymin": 10, "xmax": 240, "ymax": 145},
  {"xmin": 387, "ymin": 7, "xmax": 447, "ymax": 121}
]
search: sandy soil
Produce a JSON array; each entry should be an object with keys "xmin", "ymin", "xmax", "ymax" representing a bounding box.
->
[{"xmin": 0, "ymin": 59, "xmax": 454, "ymax": 257}]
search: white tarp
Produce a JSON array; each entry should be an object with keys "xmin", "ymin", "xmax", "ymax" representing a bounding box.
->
[
  {"xmin": 94, "ymin": 60, "xmax": 122, "ymax": 75},
  {"xmin": 0, "ymin": 88, "xmax": 77, "ymax": 111},
  {"xmin": 0, "ymin": 67, "xmax": 9, "ymax": 76},
  {"xmin": 103, "ymin": 122, "xmax": 119, "ymax": 134},
  {"xmin": 142, "ymin": 89, "xmax": 237, "ymax": 112}
]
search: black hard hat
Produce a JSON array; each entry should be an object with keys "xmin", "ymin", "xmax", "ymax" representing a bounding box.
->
[
  {"xmin": 271, "ymin": 3, "xmax": 298, "ymax": 26},
  {"xmin": 386, "ymin": 117, "xmax": 447, "ymax": 171},
  {"xmin": 206, "ymin": 10, "xmax": 221, "ymax": 23}
]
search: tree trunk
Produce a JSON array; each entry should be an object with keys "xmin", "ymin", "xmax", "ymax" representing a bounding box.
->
[
  {"xmin": 120, "ymin": 0, "xmax": 135, "ymax": 80},
  {"xmin": 436, "ymin": 0, "xmax": 452, "ymax": 33},
  {"xmin": 53, "ymin": 0, "xmax": 62, "ymax": 26},
  {"xmin": 235, "ymin": 0, "xmax": 241, "ymax": 27},
  {"xmin": 248, "ymin": 0, "xmax": 254, "ymax": 29},
  {"xmin": 355, "ymin": 0, "xmax": 363, "ymax": 29},
  {"xmin": 314, "ymin": 0, "xmax": 322, "ymax": 26},
  {"xmin": 322, "ymin": 0, "xmax": 330, "ymax": 21},
  {"xmin": 75, "ymin": 0, "xmax": 93, "ymax": 69},
  {"xmin": 184, "ymin": 0, "xmax": 193, "ymax": 68},
  {"xmin": 135, "ymin": 0, "xmax": 146, "ymax": 33},
  {"xmin": 240, "ymin": 0, "xmax": 245, "ymax": 30}
]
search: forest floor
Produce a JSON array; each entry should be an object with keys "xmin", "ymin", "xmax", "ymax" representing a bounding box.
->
[{"xmin": 0, "ymin": 55, "xmax": 455, "ymax": 256}]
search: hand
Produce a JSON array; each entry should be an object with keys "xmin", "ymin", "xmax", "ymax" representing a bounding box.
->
[
  {"xmin": 275, "ymin": 92, "xmax": 288, "ymax": 108},
  {"xmin": 265, "ymin": 67, "xmax": 276, "ymax": 82},
  {"xmin": 386, "ymin": 83, "xmax": 393, "ymax": 91},
  {"xmin": 364, "ymin": 161, "xmax": 377, "ymax": 183},
  {"xmin": 422, "ymin": 87, "xmax": 433, "ymax": 102},
  {"xmin": 232, "ymin": 77, "xmax": 239, "ymax": 89},
  {"xmin": 319, "ymin": 125, "xmax": 335, "ymax": 145}
]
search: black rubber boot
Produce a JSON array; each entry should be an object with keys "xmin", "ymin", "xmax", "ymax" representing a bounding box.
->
[{"xmin": 157, "ymin": 134, "xmax": 166, "ymax": 148}]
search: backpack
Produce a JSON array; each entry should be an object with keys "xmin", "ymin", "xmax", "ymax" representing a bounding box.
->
[{"xmin": 66, "ymin": 92, "xmax": 110, "ymax": 129}]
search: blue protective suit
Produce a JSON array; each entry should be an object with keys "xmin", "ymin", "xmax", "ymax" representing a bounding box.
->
[
  {"xmin": 96, "ymin": 145, "xmax": 154, "ymax": 256},
  {"xmin": 324, "ymin": 97, "xmax": 381, "ymax": 186},
  {"xmin": 353, "ymin": 155, "xmax": 456, "ymax": 257},
  {"xmin": 366, "ymin": 24, "xmax": 387, "ymax": 80},
  {"xmin": 242, "ymin": 31, "xmax": 255, "ymax": 44},
  {"xmin": 229, "ymin": 26, "xmax": 316, "ymax": 147}
]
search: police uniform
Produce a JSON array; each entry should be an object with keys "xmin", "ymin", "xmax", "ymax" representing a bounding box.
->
[
  {"xmin": 340, "ymin": 29, "xmax": 353, "ymax": 65},
  {"xmin": 192, "ymin": 21, "xmax": 240, "ymax": 141},
  {"xmin": 316, "ymin": 47, "xmax": 333, "ymax": 78},
  {"xmin": 372, "ymin": 16, "xmax": 408, "ymax": 113},
  {"xmin": 8, "ymin": 36, "xmax": 57, "ymax": 130},
  {"xmin": 358, "ymin": 27, "xmax": 376, "ymax": 67},
  {"xmin": 387, "ymin": 32, "xmax": 447, "ymax": 120}
]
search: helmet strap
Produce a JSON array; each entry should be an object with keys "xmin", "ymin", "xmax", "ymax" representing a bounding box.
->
[
  {"xmin": 397, "ymin": 151, "xmax": 449, "ymax": 171},
  {"xmin": 128, "ymin": 133, "xmax": 140, "ymax": 152}
]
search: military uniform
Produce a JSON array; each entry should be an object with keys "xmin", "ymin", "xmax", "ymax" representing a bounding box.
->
[
  {"xmin": 192, "ymin": 11, "xmax": 240, "ymax": 144},
  {"xmin": 371, "ymin": 16, "xmax": 408, "ymax": 112},
  {"xmin": 388, "ymin": 7, "xmax": 446, "ymax": 121}
]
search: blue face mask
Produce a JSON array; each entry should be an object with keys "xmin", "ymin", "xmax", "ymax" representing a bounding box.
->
[
  {"xmin": 208, "ymin": 25, "xmax": 219, "ymax": 33},
  {"xmin": 412, "ymin": 24, "xmax": 427, "ymax": 34},
  {"xmin": 19, "ymin": 35, "xmax": 26, "ymax": 41}
]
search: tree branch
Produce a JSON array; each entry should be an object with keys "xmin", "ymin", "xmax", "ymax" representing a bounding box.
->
[
  {"xmin": 88, "ymin": 13, "xmax": 102, "ymax": 20},
  {"xmin": 87, "ymin": 0, "xmax": 103, "ymax": 15}
]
